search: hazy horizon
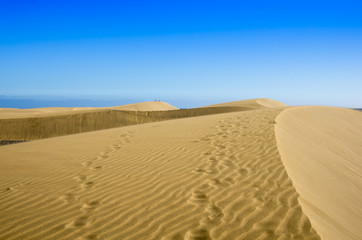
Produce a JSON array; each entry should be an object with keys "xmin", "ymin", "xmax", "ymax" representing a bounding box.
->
[
  {"xmin": 1, "ymin": 95, "xmax": 360, "ymax": 109},
  {"xmin": 1, "ymin": 0, "xmax": 361, "ymax": 108}
]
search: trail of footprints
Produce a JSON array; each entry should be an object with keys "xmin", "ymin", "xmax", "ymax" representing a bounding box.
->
[
  {"xmin": 54, "ymin": 111, "xmax": 319, "ymax": 239},
  {"xmin": 60, "ymin": 131, "xmax": 135, "ymax": 235},
  {"xmin": 187, "ymin": 110, "xmax": 320, "ymax": 240}
]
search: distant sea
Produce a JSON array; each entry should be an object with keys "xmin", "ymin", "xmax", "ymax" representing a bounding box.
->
[{"xmin": 0, "ymin": 97, "xmax": 138, "ymax": 109}]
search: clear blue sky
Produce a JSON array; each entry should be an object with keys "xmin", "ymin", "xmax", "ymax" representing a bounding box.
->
[{"xmin": 1, "ymin": 0, "xmax": 361, "ymax": 108}]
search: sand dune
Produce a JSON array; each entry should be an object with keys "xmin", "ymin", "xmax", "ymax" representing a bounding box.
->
[
  {"xmin": 276, "ymin": 107, "xmax": 362, "ymax": 240},
  {"xmin": 0, "ymin": 99, "xmax": 280, "ymax": 141},
  {"xmin": 111, "ymin": 101, "xmax": 179, "ymax": 111},
  {"xmin": 203, "ymin": 98, "xmax": 287, "ymax": 109},
  {"xmin": 0, "ymin": 101, "xmax": 179, "ymax": 119},
  {"xmin": 0, "ymin": 106, "xmax": 251, "ymax": 141},
  {"xmin": 0, "ymin": 105, "xmax": 321, "ymax": 240},
  {"xmin": 0, "ymin": 99, "xmax": 360, "ymax": 240}
]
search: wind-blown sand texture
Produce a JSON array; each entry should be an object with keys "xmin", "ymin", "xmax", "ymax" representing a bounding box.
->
[
  {"xmin": 0, "ymin": 99, "xmax": 360, "ymax": 240},
  {"xmin": 276, "ymin": 107, "xmax": 362, "ymax": 240}
]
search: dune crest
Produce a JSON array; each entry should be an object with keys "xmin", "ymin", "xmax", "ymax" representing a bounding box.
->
[
  {"xmin": 256, "ymin": 98, "xmax": 288, "ymax": 108},
  {"xmin": 276, "ymin": 106, "xmax": 362, "ymax": 240},
  {"xmin": 0, "ymin": 101, "xmax": 179, "ymax": 119},
  {"xmin": 203, "ymin": 98, "xmax": 287, "ymax": 108},
  {"xmin": 112, "ymin": 101, "xmax": 179, "ymax": 111},
  {"xmin": 0, "ymin": 106, "xmax": 251, "ymax": 141}
]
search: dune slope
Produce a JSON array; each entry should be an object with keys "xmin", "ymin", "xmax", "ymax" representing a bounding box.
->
[
  {"xmin": 0, "ymin": 107, "xmax": 252, "ymax": 141},
  {"xmin": 0, "ymin": 108, "xmax": 319, "ymax": 240},
  {"xmin": 0, "ymin": 99, "xmax": 286, "ymax": 142},
  {"xmin": 0, "ymin": 101, "xmax": 178, "ymax": 120},
  {"xmin": 276, "ymin": 107, "xmax": 362, "ymax": 240},
  {"xmin": 112, "ymin": 101, "xmax": 179, "ymax": 111},
  {"xmin": 203, "ymin": 98, "xmax": 287, "ymax": 109}
]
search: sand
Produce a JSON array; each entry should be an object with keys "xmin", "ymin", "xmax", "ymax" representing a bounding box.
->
[
  {"xmin": 0, "ymin": 106, "xmax": 252, "ymax": 141},
  {"xmin": 203, "ymin": 98, "xmax": 287, "ymax": 109},
  {"xmin": 0, "ymin": 99, "xmax": 360, "ymax": 240},
  {"xmin": 0, "ymin": 99, "xmax": 277, "ymax": 141},
  {"xmin": 276, "ymin": 106, "xmax": 362, "ymax": 240},
  {"xmin": 0, "ymin": 101, "xmax": 179, "ymax": 119}
]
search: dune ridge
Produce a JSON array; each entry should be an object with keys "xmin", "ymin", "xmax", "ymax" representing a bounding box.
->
[
  {"xmin": 0, "ymin": 99, "xmax": 286, "ymax": 141},
  {"xmin": 0, "ymin": 107, "xmax": 321, "ymax": 240},
  {"xmin": 111, "ymin": 101, "xmax": 179, "ymax": 111},
  {"xmin": 202, "ymin": 98, "xmax": 287, "ymax": 109},
  {"xmin": 0, "ymin": 107, "xmax": 252, "ymax": 141},
  {"xmin": 276, "ymin": 106, "xmax": 362, "ymax": 240},
  {"xmin": 0, "ymin": 101, "xmax": 179, "ymax": 119}
]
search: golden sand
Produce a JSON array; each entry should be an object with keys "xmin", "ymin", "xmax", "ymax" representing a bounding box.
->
[
  {"xmin": 0, "ymin": 101, "xmax": 179, "ymax": 119},
  {"xmin": 0, "ymin": 99, "xmax": 360, "ymax": 240},
  {"xmin": 276, "ymin": 107, "xmax": 362, "ymax": 240}
]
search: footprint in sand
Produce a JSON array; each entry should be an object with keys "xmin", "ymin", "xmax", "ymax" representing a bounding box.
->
[
  {"xmin": 81, "ymin": 181, "xmax": 94, "ymax": 190},
  {"xmin": 65, "ymin": 216, "xmax": 89, "ymax": 229},
  {"xmin": 208, "ymin": 178, "xmax": 223, "ymax": 188},
  {"xmin": 184, "ymin": 228, "xmax": 211, "ymax": 240},
  {"xmin": 206, "ymin": 203, "xmax": 224, "ymax": 222},
  {"xmin": 81, "ymin": 200, "xmax": 100, "ymax": 212},
  {"xmin": 99, "ymin": 152, "xmax": 109, "ymax": 157},
  {"xmin": 111, "ymin": 144, "xmax": 121, "ymax": 148},
  {"xmin": 237, "ymin": 168, "xmax": 250, "ymax": 176},
  {"xmin": 188, "ymin": 191, "xmax": 208, "ymax": 205},
  {"xmin": 224, "ymin": 177, "xmax": 235, "ymax": 185},
  {"xmin": 58, "ymin": 193, "xmax": 76, "ymax": 203},
  {"xmin": 202, "ymin": 152, "xmax": 212, "ymax": 156},
  {"xmin": 76, "ymin": 234, "xmax": 99, "ymax": 240},
  {"xmin": 192, "ymin": 168, "xmax": 205, "ymax": 173},
  {"xmin": 89, "ymin": 166, "xmax": 103, "ymax": 171},
  {"xmin": 74, "ymin": 174, "xmax": 88, "ymax": 182},
  {"xmin": 208, "ymin": 156, "xmax": 218, "ymax": 162}
]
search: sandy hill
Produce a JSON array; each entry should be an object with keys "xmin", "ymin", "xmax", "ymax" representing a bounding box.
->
[
  {"xmin": 0, "ymin": 106, "xmax": 317, "ymax": 240},
  {"xmin": 0, "ymin": 100, "xmax": 257, "ymax": 141},
  {"xmin": 0, "ymin": 100, "xmax": 361, "ymax": 240},
  {"xmin": 112, "ymin": 101, "xmax": 179, "ymax": 111},
  {"xmin": 203, "ymin": 98, "xmax": 288, "ymax": 109},
  {"xmin": 276, "ymin": 107, "xmax": 362, "ymax": 240},
  {"xmin": 0, "ymin": 101, "xmax": 182, "ymax": 141},
  {"xmin": 0, "ymin": 101, "xmax": 179, "ymax": 119}
]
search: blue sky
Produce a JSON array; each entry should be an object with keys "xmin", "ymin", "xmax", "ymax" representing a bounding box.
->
[{"xmin": 1, "ymin": 0, "xmax": 361, "ymax": 108}]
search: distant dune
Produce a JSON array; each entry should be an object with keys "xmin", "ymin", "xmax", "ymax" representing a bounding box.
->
[
  {"xmin": 0, "ymin": 100, "xmax": 254, "ymax": 141},
  {"xmin": 0, "ymin": 99, "xmax": 361, "ymax": 240},
  {"xmin": 203, "ymin": 98, "xmax": 288, "ymax": 108},
  {"xmin": 112, "ymin": 101, "xmax": 179, "ymax": 111},
  {"xmin": 0, "ymin": 101, "xmax": 179, "ymax": 119}
]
